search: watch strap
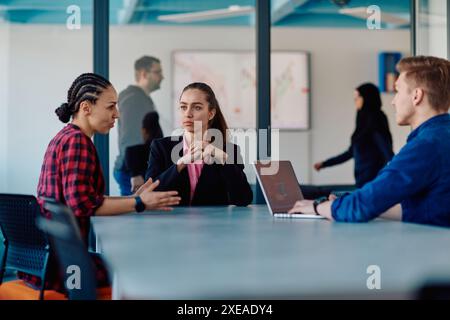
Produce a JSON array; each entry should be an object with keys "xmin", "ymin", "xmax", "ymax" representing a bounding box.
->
[
  {"xmin": 134, "ymin": 196, "xmax": 146, "ymax": 213},
  {"xmin": 313, "ymin": 197, "xmax": 328, "ymax": 215}
]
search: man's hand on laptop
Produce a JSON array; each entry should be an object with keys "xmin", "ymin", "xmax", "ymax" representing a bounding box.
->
[
  {"xmin": 288, "ymin": 200, "xmax": 315, "ymax": 215},
  {"xmin": 288, "ymin": 199, "xmax": 334, "ymax": 220}
]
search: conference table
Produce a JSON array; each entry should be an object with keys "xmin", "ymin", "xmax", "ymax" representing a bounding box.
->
[{"xmin": 91, "ymin": 205, "xmax": 450, "ymax": 299}]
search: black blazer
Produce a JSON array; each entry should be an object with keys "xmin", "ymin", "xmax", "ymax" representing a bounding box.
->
[
  {"xmin": 145, "ymin": 136, "xmax": 253, "ymax": 206},
  {"xmin": 124, "ymin": 143, "xmax": 150, "ymax": 177}
]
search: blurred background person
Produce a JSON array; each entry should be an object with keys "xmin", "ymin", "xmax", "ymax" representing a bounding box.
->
[
  {"xmin": 114, "ymin": 56, "xmax": 164, "ymax": 195},
  {"xmin": 314, "ymin": 83, "xmax": 394, "ymax": 188},
  {"xmin": 125, "ymin": 111, "xmax": 163, "ymax": 193}
]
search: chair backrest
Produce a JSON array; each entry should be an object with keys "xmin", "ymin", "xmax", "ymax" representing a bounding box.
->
[
  {"xmin": 37, "ymin": 200, "xmax": 96, "ymax": 300},
  {"xmin": 0, "ymin": 194, "xmax": 50, "ymax": 291}
]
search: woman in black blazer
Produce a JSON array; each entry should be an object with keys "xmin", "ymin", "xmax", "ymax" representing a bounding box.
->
[{"xmin": 145, "ymin": 82, "xmax": 253, "ymax": 206}]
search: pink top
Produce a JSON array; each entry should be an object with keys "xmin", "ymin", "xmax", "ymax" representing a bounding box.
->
[{"xmin": 183, "ymin": 135, "xmax": 204, "ymax": 204}]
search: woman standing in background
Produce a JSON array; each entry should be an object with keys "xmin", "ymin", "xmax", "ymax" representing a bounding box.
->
[{"xmin": 314, "ymin": 83, "xmax": 394, "ymax": 188}]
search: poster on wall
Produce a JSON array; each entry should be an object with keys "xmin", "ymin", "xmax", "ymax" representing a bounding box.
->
[{"xmin": 172, "ymin": 50, "xmax": 310, "ymax": 130}]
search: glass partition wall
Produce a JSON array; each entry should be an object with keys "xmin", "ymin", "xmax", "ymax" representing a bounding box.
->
[
  {"xmin": 415, "ymin": 0, "xmax": 448, "ymax": 58},
  {"xmin": 1, "ymin": 0, "xmax": 448, "ymax": 199},
  {"xmin": 108, "ymin": 0, "xmax": 256, "ymax": 195},
  {"xmin": 0, "ymin": 1, "xmax": 93, "ymax": 195},
  {"xmin": 271, "ymin": 0, "xmax": 412, "ymax": 187}
]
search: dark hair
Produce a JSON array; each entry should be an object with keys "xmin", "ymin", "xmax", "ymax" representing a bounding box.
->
[
  {"xmin": 356, "ymin": 83, "xmax": 382, "ymax": 112},
  {"xmin": 134, "ymin": 56, "xmax": 160, "ymax": 81},
  {"xmin": 142, "ymin": 111, "xmax": 163, "ymax": 145},
  {"xmin": 134, "ymin": 56, "xmax": 160, "ymax": 71},
  {"xmin": 180, "ymin": 82, "xmax": 229, "ymax": 144},
  {"xmin": 351, "ymin": 83, "xmax": 392, "ymax": 146},
  {"xmin": 55, "ymin": 73, "xmax": 112, "ymax": 123}
]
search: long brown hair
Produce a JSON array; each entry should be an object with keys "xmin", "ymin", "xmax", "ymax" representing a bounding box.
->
[{"xmin": 180, "ymin": 82, "xmax": 229, "ymax": 144}]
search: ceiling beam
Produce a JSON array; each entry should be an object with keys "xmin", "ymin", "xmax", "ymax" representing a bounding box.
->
[
  {"xmin": 0, "ymin": 0, "xmax": 92, "ymax": 10},
  {"xmin": 157, "ymin": 5, "xmax": 254, "ymax": 23},
  {"xmin": 271, "ymin": 0, "xmax": 309, "ymax": 24},
  {"xmin": 117, "ymin": 0, "xmax": 138, "ymax": 24}
]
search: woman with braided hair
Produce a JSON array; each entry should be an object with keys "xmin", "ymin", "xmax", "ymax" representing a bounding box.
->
[
  {"xmin": 18, "ymin": 73, "xmax": 180, "ymax": 295},
  {"xmin": 41, "ymin": 73, "xmax": 180, "ymax": 233}
]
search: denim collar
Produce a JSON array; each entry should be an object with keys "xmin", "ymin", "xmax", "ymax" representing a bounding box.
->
[{"xmin": 407, "ymin": 113, "xmax": 450, "ymax": 142}]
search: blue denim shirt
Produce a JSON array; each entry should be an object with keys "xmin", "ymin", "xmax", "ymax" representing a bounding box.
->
[{"xmin": 331, "ymin": 114, "xmax": 450, "ymax": 227}]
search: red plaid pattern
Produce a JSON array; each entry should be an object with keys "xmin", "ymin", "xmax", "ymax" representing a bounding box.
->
[
  {"xmin": 37, "ymin": 123, "xmax": 105, "ymax": 233},
  {"xmin": 18, "ymin": 124, "xmax": 109, "ymax": 292}
]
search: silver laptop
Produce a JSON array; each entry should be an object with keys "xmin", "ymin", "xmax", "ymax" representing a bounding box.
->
[{"xmin": 253, "ymin": 160, "xmax": 325, "ymax": 219}]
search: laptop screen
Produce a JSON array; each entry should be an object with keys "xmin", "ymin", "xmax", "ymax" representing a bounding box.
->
[{"xmin": 254, "ymin": 161, "xmax": 304, "ymax": 214}]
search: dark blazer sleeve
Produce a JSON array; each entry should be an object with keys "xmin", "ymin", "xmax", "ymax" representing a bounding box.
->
[
  {"xmin": 125, "ymin": 144, "xmax": 147, "ymax": 177},
  {"xmin": 372, "ymin": 132, "xmax": 394, "ymax": 162},
  {"xmin": 219, "ymin": 144, "xmax": 253, "ymax": 206},
  {"xmin": 322, "ymin": 145, "xmax": 353, "ymax": 168},
  {"xmin": 145, "ymin": 138, "xmax": 183, "ymax": 191}
]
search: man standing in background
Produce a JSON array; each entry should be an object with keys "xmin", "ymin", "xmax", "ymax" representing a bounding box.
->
[{"xmin": 114, "ymin": 56, "xmax": 164, "ymax": 195}]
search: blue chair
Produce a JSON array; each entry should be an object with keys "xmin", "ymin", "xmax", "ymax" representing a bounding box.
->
[
  {"xmin": 37, "ymin": 199, "xmax": 110, "ymax": 300},
  {"xmin": 0, "ymin": 194, "xmax": 63, "ymax": 300}
]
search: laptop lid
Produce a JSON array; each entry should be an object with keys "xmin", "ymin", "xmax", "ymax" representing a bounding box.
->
[{"xmin": 253, "ymin": 160, "xmax": 304, "ymax": 214}]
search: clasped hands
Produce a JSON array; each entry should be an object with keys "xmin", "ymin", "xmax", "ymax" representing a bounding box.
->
[{"xmin": 177, "ymin": 140, "xmax": 228, "ymax": 167}]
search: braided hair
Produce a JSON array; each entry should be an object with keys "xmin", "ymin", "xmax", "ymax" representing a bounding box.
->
[{"xmin": 55, "ymin": 73, "xmax": 112, "ymax": 123}]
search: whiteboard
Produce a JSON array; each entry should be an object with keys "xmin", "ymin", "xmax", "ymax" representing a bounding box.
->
[{"xmin": 172, "ymin": 50, "xmax": 310, "ymax": 130}]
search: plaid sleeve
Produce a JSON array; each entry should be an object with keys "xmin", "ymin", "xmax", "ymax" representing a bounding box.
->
[{"xmin": 60, "ymin": 133, "xmax": 105, "ymax": 217}]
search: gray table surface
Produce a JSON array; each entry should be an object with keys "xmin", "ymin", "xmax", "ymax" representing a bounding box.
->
[{"xmin": 91, "ymin": 205, "xmax": 450, "ymax": 299}]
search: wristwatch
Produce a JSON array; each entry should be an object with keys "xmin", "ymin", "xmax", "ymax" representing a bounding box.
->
[
  {"xmin": 313, "ymin": 197, "xmax": 328, "ymax": 215},
  {"xmin": 134, "ymin": 196, "xmax": 146, "ymax": 213}
]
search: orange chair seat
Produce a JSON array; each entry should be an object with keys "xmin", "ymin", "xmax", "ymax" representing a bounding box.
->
[
  {"xmin": 0, "ymin": 280, "xmax": 112, "ymax": 300},
  {"xmin": 96, "ymin": 286, "xmax": 112, "ymax": 300},
  {"xmin": 0, "ymin": 280, "xmax": 66, "ymax": 300}
]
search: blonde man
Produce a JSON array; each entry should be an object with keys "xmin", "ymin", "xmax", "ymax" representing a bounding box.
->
[{"xmin": 290, "ymin": 56, "xmax": 450, "ymax": 227}]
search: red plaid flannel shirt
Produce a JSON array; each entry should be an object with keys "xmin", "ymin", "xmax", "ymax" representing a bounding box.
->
[
  {"xmin": 18, "ymin": 124, "xmax": 109, "ymax": 292},
  {"xmin": 37, "ymin": 123, "xmax": 105, "ymax": 233}
]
